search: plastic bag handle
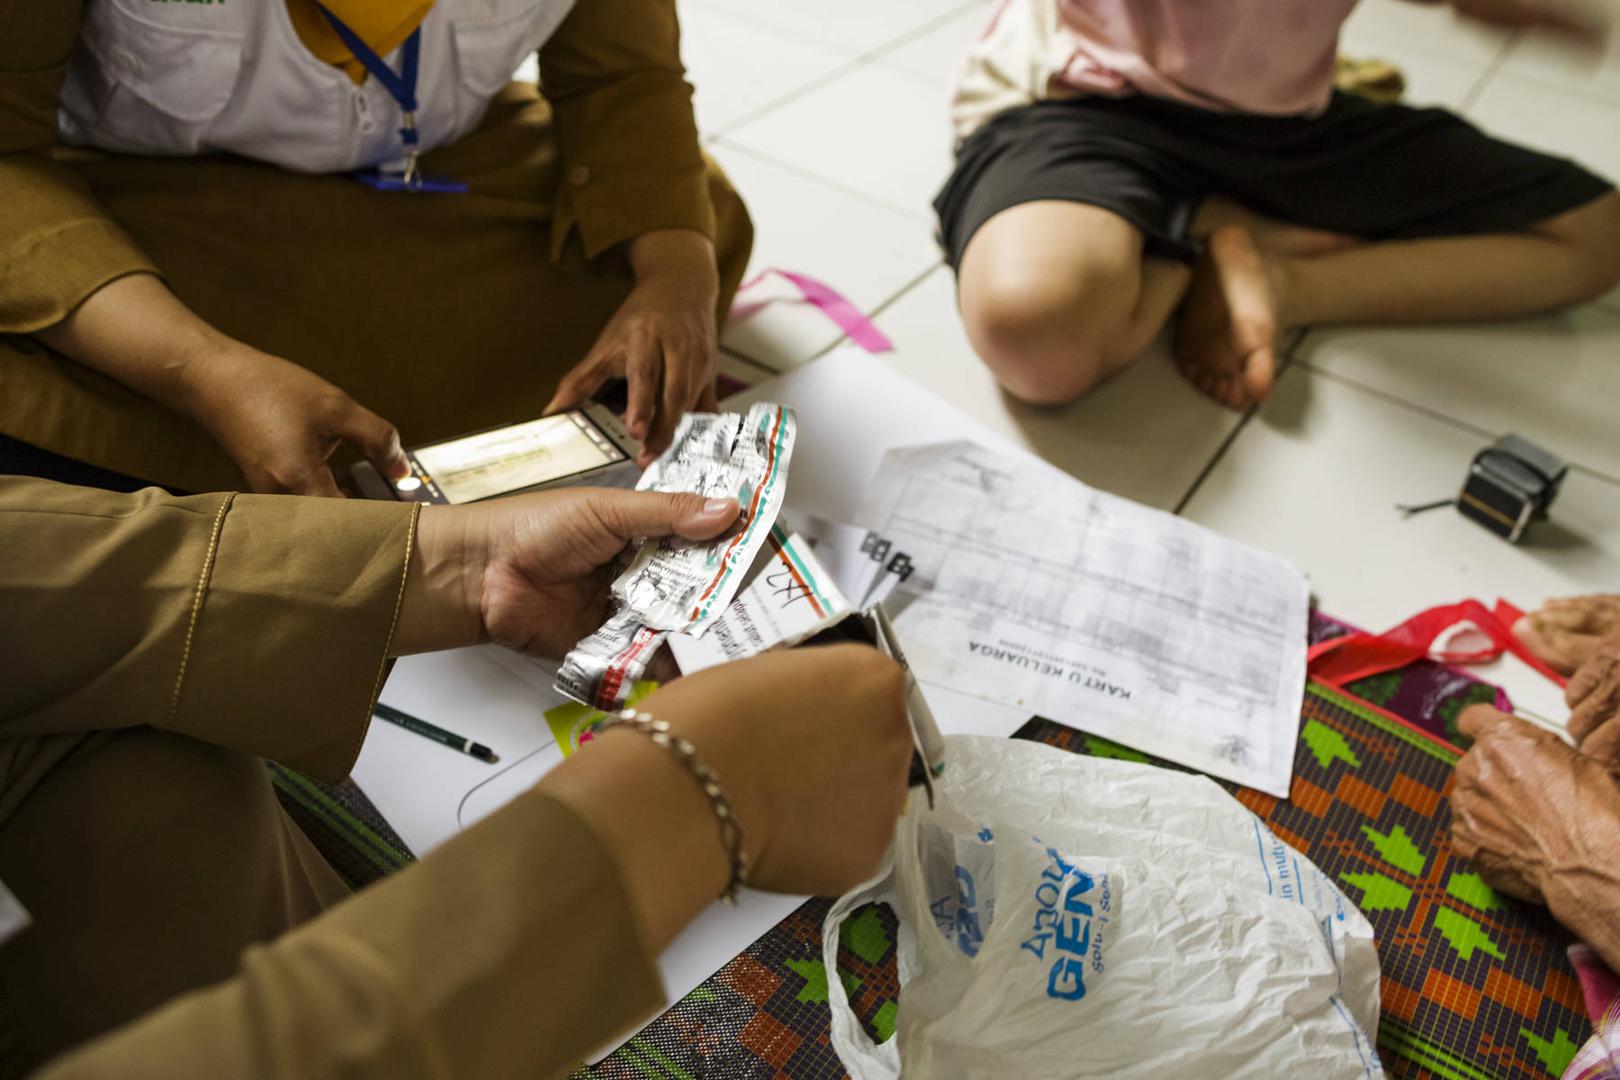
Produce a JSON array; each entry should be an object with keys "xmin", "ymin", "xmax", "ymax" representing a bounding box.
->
[
  {"xmin": 822, "ymin": 853, "xmax": 904, "ymax": 1080},
  {"xmin": 1307, "ymin": 597, "xmax": 1569, "ymax": 691}
]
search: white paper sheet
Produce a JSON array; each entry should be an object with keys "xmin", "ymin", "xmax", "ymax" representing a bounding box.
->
[
  {"xmin": 857, "ymin": 440, "xmax": 1309, "ymax": 796},
  {"xmin": 799, "ymin": 515, "xmax": 914, "ymax": 609},
  {"xmin": 351, "ymin": 647, "xmax": 569, "ymax": 856},
  {"xmin": 800, "ymin": 516, "xmax": 888, "ymax": 608},
  {"xmin": 725, "ymin": 348, "xmax": 1027, "ymax": 523}
]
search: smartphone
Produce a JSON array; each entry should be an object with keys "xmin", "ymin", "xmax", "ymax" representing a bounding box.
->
[{"xmin": 351, "ymin": 404, "xmax": 641, "ymax": 504}]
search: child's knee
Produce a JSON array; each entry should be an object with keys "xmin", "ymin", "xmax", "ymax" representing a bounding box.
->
[{"xmin": 960, "ymin": 276, "xmax": 1121, "ymax": 407}]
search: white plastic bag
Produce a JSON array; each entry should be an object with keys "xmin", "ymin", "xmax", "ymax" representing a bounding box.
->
[{"xmin": 824, "ymin": 736, "xmax": 1384, "ymax": 1079}]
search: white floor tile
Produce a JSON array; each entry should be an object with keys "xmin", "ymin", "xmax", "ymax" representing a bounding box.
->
[
  {"xmin": 720, "ymin": 62, "xmax": 956, "ymax": 220},
  {"xmin": 677, "ymin": 3, "xmax": 849, "ymax": 137},
  {"xmin": 713, "ymin": 144, "xmax": 942, "ymax": 370},
  {"xmin": 868, "ymin": 267, "xmax": 1248, "ymax": 510},
  {"xmin": 1338, "ymin": 4, "xmax": 1505, "ymax": 108},
  {"xmin": 1340, "ymin": 0, "xmax": 1514, "ymax": 71},
  {"xmin": 1181, "ymin": 366, "xmax": 1620, "ymax": 707},
  {"xmin": 1466, "ymin": 71, "xmax": 1620, "ymax": 180},
  {"xmin": 688, "ymin": 0, "xmax": 966, "ymax": 59},
  {"xmin": 1296, "ymin": 303, "xmax": 1620, "ymax": 481},
  {"xmin": 879, "ymin": 3, "xmax": 986, "ymax": 93},
  {"xmin": 1493, "ymin": 22, "xmax": 1620, "ymax": 99}
]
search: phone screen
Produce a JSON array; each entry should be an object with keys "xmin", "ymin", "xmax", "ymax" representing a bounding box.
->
[{"xmin": 410, "ymin": 413, "xmax": 627, "ymax": 504}]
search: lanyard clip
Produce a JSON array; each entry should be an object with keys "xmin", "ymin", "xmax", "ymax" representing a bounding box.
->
[{"xmin": 400, "ymin": 111, "xmax": 421, "ymax": 189}]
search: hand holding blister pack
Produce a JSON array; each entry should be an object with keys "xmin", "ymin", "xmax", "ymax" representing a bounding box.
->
[
  {"xmin": 556, "ymin": 403, "xmax": 798, "ymax": 709},
  {"xmin": 823, "ymin": 736, "xmax": 1384, "ymax": 1079}
]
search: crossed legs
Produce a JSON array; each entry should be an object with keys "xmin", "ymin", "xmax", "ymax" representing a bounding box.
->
[
  {"xmin": 956, "ymin": 201, "xmax": 1192, "ymax": 405},
  {"xmin": 957, "ymin": 190, "xmax": 1620, "ymax": 409}
]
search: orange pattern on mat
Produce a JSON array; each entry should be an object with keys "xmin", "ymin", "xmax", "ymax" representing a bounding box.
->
[
  {"xmin": 1335, "ymin": 773, "xmax": 1387, "ymax": 818},
  {"xmin": 1423, "ymin": 969, "xmax": 1483, "ymax": 1021},
  {"xmin": 740, "ymin": 1013, "xmax": 801, "ymax": 1069},
  {"xmin": 1483, "ymin": 968, "xmax": 1541, "ymax": 1021}
]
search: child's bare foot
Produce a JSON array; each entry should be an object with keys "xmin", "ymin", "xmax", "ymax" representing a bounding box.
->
[
  {"xmin": 1174, "ymin": 226, "xmax": 1285, "ymax": 410},
  {"xmin": 1192, "ymin": 197, "xmax": 1358, "ymax": 257}
]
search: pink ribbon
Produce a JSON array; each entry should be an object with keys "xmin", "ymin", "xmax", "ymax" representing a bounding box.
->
[{"xmin": 730, "ymin": 268, "xmax": 894, "ymax": 354}]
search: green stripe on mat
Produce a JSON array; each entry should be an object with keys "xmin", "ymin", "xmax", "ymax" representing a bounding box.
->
[
  {"xmin": 616, "ymin": 1043, "xmax": 668, "ymax": 1080},
  {"xmin": 1307, "ymin": 682, "xmax": 1460, "ymax": 765},
  {"xmin": 629, "ymin": 1037, "xmax": 697, "ymax": 1080},
  {"xmin": 268, "ymin": 764, "xmax": 411, "ymax": 874},
  {"xmin": 270, "ymin": 776, "xmax": 396, "ymax": 879},
  {"xmin": 272, "ymin": 768, "xmax": 409, "ymax": 874},
  {"xmin": 1379, "ymin": 1018, "xmax": 1505, "ymax": 1080}
]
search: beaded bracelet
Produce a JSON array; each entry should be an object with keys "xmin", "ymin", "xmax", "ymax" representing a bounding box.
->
[{"xmin": 597, "ymin": 708, "xmax": 749, "ymax": 904}]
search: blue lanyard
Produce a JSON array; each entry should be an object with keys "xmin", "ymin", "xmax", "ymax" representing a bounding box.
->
[{"xmin": 316, "ymin": 4, "xmax": 425, "ymax": 185}]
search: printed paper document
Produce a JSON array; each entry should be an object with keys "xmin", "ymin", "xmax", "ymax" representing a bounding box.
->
[{"xmin": 858, "ymin": 441, "xmax": 1309, "ymax": 796}]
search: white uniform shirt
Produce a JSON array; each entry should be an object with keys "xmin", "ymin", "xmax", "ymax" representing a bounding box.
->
[{"xmin": 58, "ymin": 0, "xmax": 576, "ymax": 174}]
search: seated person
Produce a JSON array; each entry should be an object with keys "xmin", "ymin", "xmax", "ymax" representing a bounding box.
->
[
  {"xmin": 0, "ymin": 477, "xmax": 913, "ymax": 1077},
  {"xmin": 934, "ymin": 0, "xmax": 1620, "ymax": 409},
  {"xmin": 0, "ymin": 0, "xmax": 750, "ymax": 496}
]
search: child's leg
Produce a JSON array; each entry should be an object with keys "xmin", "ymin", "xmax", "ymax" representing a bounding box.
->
[
  {"xmin": 1176, "ymin": 190, "xmax": 1620, "ymax": 407},
  {"xmin": 956, "ymin": 200, "xmax": 1190, "ymax": 405}
]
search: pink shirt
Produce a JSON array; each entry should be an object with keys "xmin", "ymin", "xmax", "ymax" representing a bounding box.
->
[
  {"xmin": 953, "ymin": 0, "xmax": 1361, "ymax": 138},
  {"xmin": 1051, "ymin": 0, "xmax": 1358, "ymax": 114}
]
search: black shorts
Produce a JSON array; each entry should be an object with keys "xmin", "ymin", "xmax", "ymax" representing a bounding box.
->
[{"xmin": 934, "ymin": 91, "xmax": 1615, "ymax": 267}]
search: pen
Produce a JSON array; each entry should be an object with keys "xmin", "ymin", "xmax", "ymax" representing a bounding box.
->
[{"xmin": 373, "ymin": 702, "xmax": 498, "ymax": 763}]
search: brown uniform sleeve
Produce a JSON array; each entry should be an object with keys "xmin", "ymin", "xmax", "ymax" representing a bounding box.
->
[
  {"xmin": 2, "ymin": 477, "xmax": 668, "ymax": 1077},
  {"xmin": 539, "ymin": 0, "xmax": 716, "ymax": 260},
  {"xmin": 0, "ymin": 3, "xmax": 160, "ymax": 334},
  {"xmin": 33, "ymin": 789, "xmax": 668, "ymax": 1080},
  {"xmin": 0, "ymin": 477, "xmax": 417, "ymax": 782}
]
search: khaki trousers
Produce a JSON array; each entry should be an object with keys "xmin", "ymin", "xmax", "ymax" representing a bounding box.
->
[
  {"xmin": 0, "ymin": 729, "xmax": 354, "ymax": 1076},
  {"xmin": 0, "ymin": 83, "xmax": 753, "ymax": 493}
]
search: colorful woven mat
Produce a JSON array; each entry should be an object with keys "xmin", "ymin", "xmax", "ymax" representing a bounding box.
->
[{"xmin": 277, "ymin": 614, "xmax": 1591, "ymax": 1079}]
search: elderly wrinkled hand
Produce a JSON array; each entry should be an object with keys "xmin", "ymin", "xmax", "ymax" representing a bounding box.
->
[
  {"xmin": 1566, "ymin": 637, "xmax": 1620, "ymax": 763},
  {"xmin": 1450, "ymin": 705, "xmax": 1620, "ymax": 918},
  {"xmin": 1512, "ymin": 593, "xmax": 1620, "ymax": 675}
]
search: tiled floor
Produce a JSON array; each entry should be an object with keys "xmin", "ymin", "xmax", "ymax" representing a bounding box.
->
[{"xmin": 679, "ymin": 0, "xmax": 1620, "ymax": 709}]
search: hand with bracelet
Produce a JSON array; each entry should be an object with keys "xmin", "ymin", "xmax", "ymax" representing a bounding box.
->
[{"xmin": 394, "ymin": 485, "xmax": 916, "ymax": 949}]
